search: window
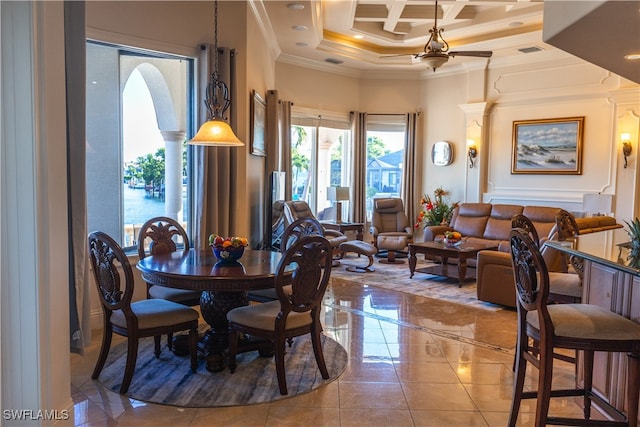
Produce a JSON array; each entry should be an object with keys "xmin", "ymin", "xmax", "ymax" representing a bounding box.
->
[
  {"xmin": 290, "ymin": 112, "xmax": 351, "ymax": 220},
  {"xmin": 86, "ymin": 41, "xmax": 194, "ymax": 250},
  {"xmin": 365, "ymin": 114, "xmax": 407, "ymax": 220}
]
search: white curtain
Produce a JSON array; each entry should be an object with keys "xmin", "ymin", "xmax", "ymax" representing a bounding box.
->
[
  {"xmin": 66, "ymin": 1, "xmax": 91, "ymax": 353},
  {"xmin": 350, "ymin": 112, "xmax": 367, "ymax": 223},
  {"xmin": 192, "ymin": 45, "xmax": 238, "ymax": 249},
  {"xmin": 402, "ymin": 112, "xmax": 419, "ymax": 225}
]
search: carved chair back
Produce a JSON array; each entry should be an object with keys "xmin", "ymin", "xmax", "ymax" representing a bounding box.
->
[
  {"xmin": 509, "ymin": 228, "xmax": 551, "ymax": 323},
  {"xmin": 511, "ymin": 214, "xmax": 540, "ymax": 247},
  {"xmin": 137, "ymin": 216, "xmax": 189, "ymax": 260},
  {"xmin": 274, "ymin": 234, "xmax": 333, "ymax": 316},
  {"xmin": 88, "ymin": 231, "xmax": 135, "ymax": 319},
  {"xmin": 280, "ymin": 217, "xmax": 325, "ymax": 252}
]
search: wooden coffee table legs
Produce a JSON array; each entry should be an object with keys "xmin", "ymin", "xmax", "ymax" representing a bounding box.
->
[{"xmin": 409, "ymin": 247, "xmax": 471, "ymax": 287}]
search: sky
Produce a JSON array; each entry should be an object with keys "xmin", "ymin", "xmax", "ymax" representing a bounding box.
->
[{"xmin": 122, "ymin": 69, "xmax": 165, "ymax": 163}]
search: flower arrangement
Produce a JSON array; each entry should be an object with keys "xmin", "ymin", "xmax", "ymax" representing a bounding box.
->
[
  {"xmin": 414, "ymin": 187, "xmax": 459, "ymax": 229},
  {"xmin": 208, "ymin": 234, "xmax": 249, "ymax": 262}
]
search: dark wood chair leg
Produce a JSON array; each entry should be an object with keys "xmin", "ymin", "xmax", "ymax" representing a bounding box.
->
[
  {"xmin": 535, "ymin": 346, "xmax": 554, "ymax": 427},
  {"xmin": 120, "ymin": 338, "xmax": 139, "ymax": 394},
  {"xmin": 311, "ymin": 320, "xmax": 329, "ymax": 379},
  {"xmin": 91, "ymin": 322, "xmax": 113, "ymax": 379},
  {"xmin": 508, "ymin": 342, "xmax": 527, "ymax": 427},
  {"xmin": 582, "ymin": 350, "xmax": 594, "ymax": 420},
  {"xmin": 167, "ymin": 332, "xmax": 174, "ymax": 350},
  {"xmin": 228, "ymin": 329, "xmax": 238, "ymax": 374},
  {"xmin": 275, "ymin": 334, "xmax": 288, "ymax": 395},
  {"xmin": 189, "ymin": 324, "xmax": 198, "ymax": 372},
  {"xmin": 154, "ymin": 335, "xmax": 161, "ymax": 357}
]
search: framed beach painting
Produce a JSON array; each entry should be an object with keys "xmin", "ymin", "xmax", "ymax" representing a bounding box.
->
[
  {"xmin": 511, "ymin": 116, "xmax": 584, "ymax": 175},
  {"xmin": 250, "ymin": 90, "xmax": 266, "ymax": 156}
]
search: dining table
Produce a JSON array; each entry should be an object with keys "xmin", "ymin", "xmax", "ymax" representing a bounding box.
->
[{"xmin": 136, "ymin": 248, "xmax": 286, "ymax": 372}]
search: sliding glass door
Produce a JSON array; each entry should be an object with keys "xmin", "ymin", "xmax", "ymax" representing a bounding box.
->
[
  {"xmin": 291, "ymin": 113, "xmax": 352, "ymax": 220},
  {"xmin": 365, "ymin": 114, "xmax": 407, "ymax": 220}
]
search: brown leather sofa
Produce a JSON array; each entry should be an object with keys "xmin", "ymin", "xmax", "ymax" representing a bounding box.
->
[{"xmin": 422, "ymin": 203, "xmax": 622, "ymax": 307}]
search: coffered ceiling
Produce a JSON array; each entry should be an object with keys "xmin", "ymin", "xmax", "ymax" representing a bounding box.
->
[{"xmin": 254, "ymin": 0, "xmax": 640, "ymax": 82}]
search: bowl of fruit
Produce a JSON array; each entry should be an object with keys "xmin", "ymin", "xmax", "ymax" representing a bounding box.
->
[
  {"xmin": 209, "ymin": 234, "xmax": 249, "ymax": 263},
  {"xmin": 443, "ymin": 231, "xmax": 462, "ymax": 247}
]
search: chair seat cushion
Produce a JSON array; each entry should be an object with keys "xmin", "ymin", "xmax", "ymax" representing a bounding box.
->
[
  {"xmin": 148, "ymin": 285, "xmax": 201, "ymax": 304},
  {"xmin": 248, "ymin": 285, "xmax": 293, "ymax": 301},
  {"xmin": 527, "ymin": 303, "xmax": 640, "ymax": 341},
  {"xmin": 111, "ymin": 299, "xmax": 199, "ymax": 329},
  {"xmin": 377, "ymin": 234, "xmax": 409, "ymax": 251},
  {"xmin": 548, "ymin": 272, "xmax": 582, "ymax": 298},
  {"xmin": 227, "ymin": 300, "xmax": 311, "ymax": 331}
]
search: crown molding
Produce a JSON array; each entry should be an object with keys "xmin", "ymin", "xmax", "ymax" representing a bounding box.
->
[{"xmin": 248, "ymin": 0, "xmax": 281, "ymax": 60}]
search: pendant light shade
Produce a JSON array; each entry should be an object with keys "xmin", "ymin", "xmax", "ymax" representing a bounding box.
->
[
  {"xmin": 190, "ymin": 119, "xmax": 244, "ymax": 146},
  {"xmin": 189, "ymin": 0, "xmax": 244, "ymax": 147}
]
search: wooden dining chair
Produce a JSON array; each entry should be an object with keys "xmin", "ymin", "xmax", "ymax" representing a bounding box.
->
[
  {"xmin": 137, "ymin": 216, "xmax": 201, "ymax": 349},
  {"xmin": 512, "ymin": 214, "xmax": 583, "ymax": 304},
  {"xmin": 508, "ymin": 228, "xmax": 640, "ymax": 427},
  {"xmin": 511, "ymin": 214, "xmax": 582, "ymax": 366},
  {"xmin": 227, "ymin": 234, "xmax": 332, "ymax": 395},
  {"xmin": 89, "ymin": 231, "xmax": 199, "ymax": 394},
  {"xmin": 248, "ymin": 217, "xmax": 325, "ymax": 303}
]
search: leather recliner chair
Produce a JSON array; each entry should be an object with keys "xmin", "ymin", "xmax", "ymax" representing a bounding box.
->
[
  {"xmin": 370, "ymin": 198, "xmax": 413, "ymax": 263},
  {"xmin": 283, "ymin": 201, "xmax": 348, "ymax": 254}
]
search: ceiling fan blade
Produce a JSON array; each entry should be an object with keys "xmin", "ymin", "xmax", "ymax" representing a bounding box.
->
[
  {"xmin": 448, "ymin": 51, "xmax": 493, "ymax": 58},
  {"xmin": 379, "ymin": 53, "xmax": 420, "ymax": 59}
]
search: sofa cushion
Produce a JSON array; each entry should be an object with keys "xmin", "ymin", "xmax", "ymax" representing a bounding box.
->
[
  {"xmin": 522, "ymin": 206, "xmax": 561, "ymax": 239},
  {"xmin": 450, "ymin": 203, "xmax": 492, "ymax": 237},
  {"xmin": 483, "ymin": 205, "xmax": 524, "ymax": 241}
]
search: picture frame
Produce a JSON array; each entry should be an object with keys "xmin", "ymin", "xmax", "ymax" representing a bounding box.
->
[
  {"xmin": 250, "ymin": 90, "xmax": 266, "ymax": 156},
  {"xmin": 512, "ymin": 116, "xmax": 584, "ymax": 175}
]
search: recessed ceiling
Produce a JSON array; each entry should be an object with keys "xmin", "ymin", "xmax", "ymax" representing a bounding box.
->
[{"xmin": 258, "ymin": 0, "xmax": 639, "ymax": 82}]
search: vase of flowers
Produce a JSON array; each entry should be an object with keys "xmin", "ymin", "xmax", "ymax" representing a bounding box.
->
[
  {"xmin": 414, "ymin": 187, "xmax": 459, "ymax": 229},
  {"xmin": 208, "ymin": 234, "xmax": 249, "ymax": 263}
]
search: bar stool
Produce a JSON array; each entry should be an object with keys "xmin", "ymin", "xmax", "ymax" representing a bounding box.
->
[{"xmin": 508, "ymin": 228, "xmax": 640, "ymax": 427}]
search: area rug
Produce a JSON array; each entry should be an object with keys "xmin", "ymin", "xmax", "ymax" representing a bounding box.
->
[
  {"xmin": 333, "ymin": 253, "xmax": 502, "ymax": 311},
  {"xmin": 97, "ymin": 334, "xmax": 347, "ymax": 407}
]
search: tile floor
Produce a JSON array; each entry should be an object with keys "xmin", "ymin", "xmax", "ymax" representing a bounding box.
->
[{"xmin": 70, "ymin": 278, "xmax": 594, "ymax": 426}]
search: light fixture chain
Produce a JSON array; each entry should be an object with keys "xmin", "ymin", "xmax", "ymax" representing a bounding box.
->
[
  {"xmin": 203, "ymin": 0, "xmax": 231, "ymax": 122},
  {"xmin": 214, "ymin": 0, "xmax": 219, "ymax": 75}
]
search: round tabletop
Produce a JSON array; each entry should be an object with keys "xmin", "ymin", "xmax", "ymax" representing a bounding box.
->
[{"xmin": 136, "ymin": 249, "xmax": 283, "ymax": 292}]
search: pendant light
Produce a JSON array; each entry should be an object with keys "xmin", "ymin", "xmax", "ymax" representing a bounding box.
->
[{"xmin": 189, "ymin": 0, "xmax": 244, "ymax": 146}]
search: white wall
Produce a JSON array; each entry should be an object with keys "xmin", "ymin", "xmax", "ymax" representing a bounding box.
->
[
  {"xmin": 1, "ymin": 0, "xmax": 72, "ymax": 416},
  {"xmin": 275, "ymin": 50, "xmax": 640, "ymax": 224}
]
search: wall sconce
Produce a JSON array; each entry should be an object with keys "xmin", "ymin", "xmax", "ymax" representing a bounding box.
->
[
  {"xmin": 467, "ymin": 140, "xmax": 477, "ymax": 169},
  {"xmin": 622, "ymin": 133, "xmax": 632, "ymax": 168}
]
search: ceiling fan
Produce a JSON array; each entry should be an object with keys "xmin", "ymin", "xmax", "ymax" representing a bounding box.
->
[{"xmin": 381, "ymin": 0, "xmax": 493, "ymax": 71}]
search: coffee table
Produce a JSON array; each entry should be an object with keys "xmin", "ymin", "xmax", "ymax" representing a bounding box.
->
[{"xmin": 408, "ymin": 241, "xmax": 499, "ymax": 287}]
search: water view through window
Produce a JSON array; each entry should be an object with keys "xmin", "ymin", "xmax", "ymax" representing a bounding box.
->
[{"xmin": 86, "ymin": 41, "xmax": 193, "ymax": 249}]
